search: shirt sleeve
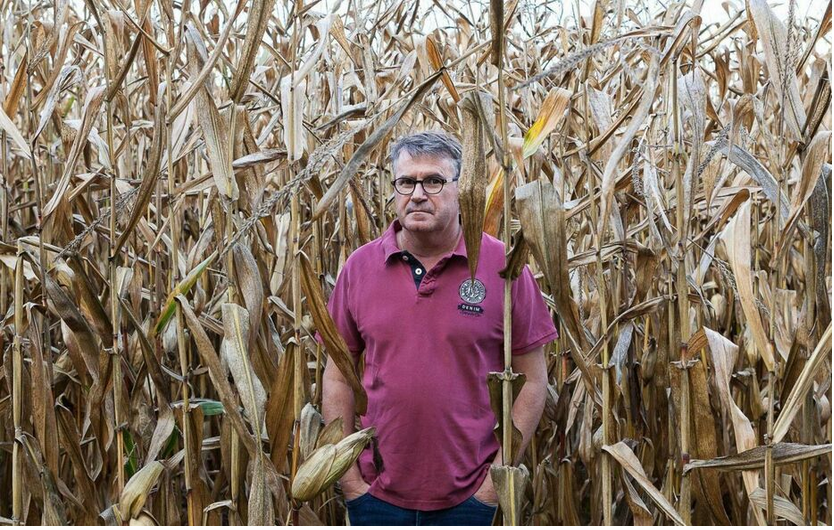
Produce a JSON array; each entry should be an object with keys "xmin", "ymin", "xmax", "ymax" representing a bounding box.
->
[
  {"xmin": 510, "ymin": 265, "xmax": 559, "ymax": 355},
  {"xmin": 315, "ymin": 263, "xmax": 365, "ymax": 361}
]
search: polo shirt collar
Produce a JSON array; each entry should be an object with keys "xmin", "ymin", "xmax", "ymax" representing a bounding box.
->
[{"xmin": 381, "ymin": 219, "xmax": 468, "ymax": 264}]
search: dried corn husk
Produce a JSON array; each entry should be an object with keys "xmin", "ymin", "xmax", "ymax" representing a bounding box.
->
[
  {"xmin": 458, "ymin": 92, "xmax": 487, "ymax": 280},
  {"xmin": 299, "ymin": 403, "xmax": 323, "ymax": 460},
  {"xmin": 291, "ymin": 427, "xmax": 376, "ymax": 501},
  {"xmin": 490, "ymin": 465, "xmax": 528, "ymax": 525},
  {"xmin": 118, "ymin": 462, "xmax": 164, "ymax": 521}
]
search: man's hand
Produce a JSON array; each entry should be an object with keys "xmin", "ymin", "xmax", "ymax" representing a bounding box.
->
[
  {"xmin": 473, "ymin": 473, "xmax": 499, "ymax": 506},
  {"xmin": 341, "ymin": 477, "xmax": 371, "ymax": 501}
]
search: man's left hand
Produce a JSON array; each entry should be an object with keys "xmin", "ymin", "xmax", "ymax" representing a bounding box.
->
[{"xmin": 473, "ymin": 473, "xmax": 499, "ymax": 507}]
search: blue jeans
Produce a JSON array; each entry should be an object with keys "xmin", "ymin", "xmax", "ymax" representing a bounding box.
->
[{"xmin": 346, "ymin": 492, "xmax": 497, "ymax": 526}]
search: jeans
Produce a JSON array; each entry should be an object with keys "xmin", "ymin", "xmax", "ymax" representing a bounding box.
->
[{"xmin": 346, "ymin": 492, "xmax": 497, "ymax": 526}]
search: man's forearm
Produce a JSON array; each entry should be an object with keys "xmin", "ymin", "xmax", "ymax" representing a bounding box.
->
[
  {"xmin": 490, "ymin": 377, "xmax": 547, "ymax": 466},
  {"xmin": 322, "ymin": 370, "xmax": 356, "ymax": 434},
  {"xmin": 492, "ymin": 347, "xmax": 549, "ymax": 466},
  {"xmin": 322, "ymin": 362, "xmax": 364, "ymax": 485}
]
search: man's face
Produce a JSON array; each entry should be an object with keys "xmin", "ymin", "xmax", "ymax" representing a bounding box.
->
[{"xmin": 392, "ymin": 151, "xmax": 460, "ymax": 234}]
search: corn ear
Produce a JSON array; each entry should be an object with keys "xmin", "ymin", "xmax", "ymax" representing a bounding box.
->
[
  {"xmin": 490, "ymin": 464, "xmax": 529, "ymax": 525},
  {"xmin": 458, "ymin": 92, "xmax": 487, "ymax": 280},
  {"xmin": 118, "ymin": 462, "xmax": 164, "ymax": 521},
  {"xmin": 128, "ymin": 510, "xmax": 159, "ymax": 526},
  {"xmin": 291, "ymin": 427, "xmax": 375, "ymax": 502}
]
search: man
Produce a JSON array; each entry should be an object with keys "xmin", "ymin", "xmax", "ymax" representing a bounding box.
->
[{"xmin": 321, "ymin": 131, "xmax": 558, "ymax": 525}]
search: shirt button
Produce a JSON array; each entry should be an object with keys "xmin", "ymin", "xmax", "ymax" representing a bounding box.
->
[
  {"xmin": 415, "ymin": 268, "xmax": 423, "ymax": 275},
  {"xmin": 403, "ymin": 255, "xmax": 409, "ymax": 261}
]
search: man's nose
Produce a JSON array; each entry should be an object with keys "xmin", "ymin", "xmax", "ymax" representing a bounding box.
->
[{"xmin": 410, "ymin": 183, "xmax": 428, "ymax": 201}]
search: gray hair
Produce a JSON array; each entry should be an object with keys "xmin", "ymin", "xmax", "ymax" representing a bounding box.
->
[{"xmin": 389, "ymin": 131, "xmax": 462, "ymax": 179}]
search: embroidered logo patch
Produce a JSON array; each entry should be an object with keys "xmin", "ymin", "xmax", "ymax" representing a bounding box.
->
[{"xmin": 459, "ymin": 279, "xmax": 486, "ymax": 304}]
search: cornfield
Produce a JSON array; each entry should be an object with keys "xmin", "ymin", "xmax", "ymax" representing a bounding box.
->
[{"xmin": 0, "ymin": 0, "xmax": 831, "ymax": 523}]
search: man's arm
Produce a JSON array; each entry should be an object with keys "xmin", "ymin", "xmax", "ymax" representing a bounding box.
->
[
  {"xmin": 474, "ymin": 346, "xmax": 549, "ymax": 503},
  {"xmin": 322, "ymin": 358, "xmax": 369, "ymax": 499}
]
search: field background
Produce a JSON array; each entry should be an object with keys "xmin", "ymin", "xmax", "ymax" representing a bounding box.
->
[{"xmin": 0, "ymin": 0, "xmax": 831, "ymax": 524}]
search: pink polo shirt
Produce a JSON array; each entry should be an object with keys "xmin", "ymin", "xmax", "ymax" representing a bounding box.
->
[{"xmin": 323, "ymin": 220, "xmax": 558, "ymax": 511}]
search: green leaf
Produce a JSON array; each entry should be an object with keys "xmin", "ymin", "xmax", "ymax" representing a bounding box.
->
[
  {"xmin": 198, "ymin": 400, "xmax": 225, "ymax": 416},
  {"xmin": 123, "ymin": 431, "xmax": 138, "ymax": 478}
]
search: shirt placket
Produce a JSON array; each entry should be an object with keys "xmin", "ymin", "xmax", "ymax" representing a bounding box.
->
[
  {"xmin": 417, "ymin": 255, "xmax": 453, "ymax": 296},
  {"xmin": 401, "ymin": 252, "xmax": 427, "ymax": 290}
]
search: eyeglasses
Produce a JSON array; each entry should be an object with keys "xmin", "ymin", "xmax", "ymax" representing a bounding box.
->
[{"xmin": 392, "ymin": 176, "xmax": 458, "ymax": 195}]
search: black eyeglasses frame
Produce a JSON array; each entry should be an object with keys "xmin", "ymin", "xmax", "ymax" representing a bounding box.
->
[{"xmin": 391, "ymin": 176, "xmax": 459, "ymax": 195}]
